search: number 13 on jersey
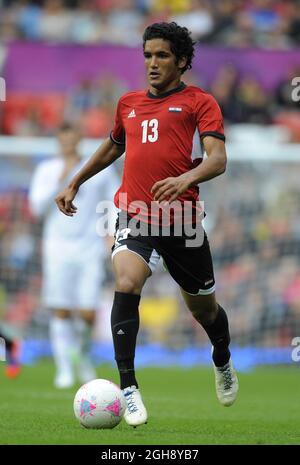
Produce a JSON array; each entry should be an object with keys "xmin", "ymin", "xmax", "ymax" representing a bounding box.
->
[{"xmin": 141, "ymin": 119, "xmax": 159, "ymax": 143}]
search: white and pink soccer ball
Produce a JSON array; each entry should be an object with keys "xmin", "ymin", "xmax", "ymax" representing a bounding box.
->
[{"xmin": 73, "ymin": 379, "xmax": 126, "ymax": 429}]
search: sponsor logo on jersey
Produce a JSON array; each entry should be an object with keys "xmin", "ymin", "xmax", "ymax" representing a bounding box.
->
[
  {"xmin": 128, "ymin": 109, "xmax": 136, "ymax": 118},
  {"xmin": 168, "ymin": 107, "xmax": 182, "ymax": 112}
]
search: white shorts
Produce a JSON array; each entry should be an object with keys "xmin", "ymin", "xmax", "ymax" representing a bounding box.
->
[{"xmin": 42, "ymin": 251, "xmax": 104, "ymax": 311}]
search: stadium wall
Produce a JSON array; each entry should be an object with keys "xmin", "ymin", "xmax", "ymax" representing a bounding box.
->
[{"xmin": 4, "ymin": 43, "xmax": 300, "ymax": 92}]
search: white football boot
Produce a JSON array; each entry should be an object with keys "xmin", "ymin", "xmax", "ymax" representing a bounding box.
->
[
  {"xmin": 54, "ymin": 369, "xmax": 74, "ymax": 389},
  {"xmin": 213, "ymin": 358, "xmax": 239, "ymax": 406},
  {"xmin": 122, "ymin": 385, "xmax": 148, "ymax": 427}
]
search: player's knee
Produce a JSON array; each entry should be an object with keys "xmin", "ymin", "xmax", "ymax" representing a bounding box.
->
[
  {"xmin": 199, "ymin": 310, "xmax": 217, "ymax": 326},
  {"xmin": 79, "ymin": 311, "xmax": 95, "ymax": 324},
  {"xmin": 190, "ymin": 305, "xmax": 218, "ymax": 326},
  {"xmin": 53, "ymin": 309, "xmax": 72, "ymax": 319},
  {"xmin": 115, "ymin": 275, "xmax": 143, "ymax": 295}
]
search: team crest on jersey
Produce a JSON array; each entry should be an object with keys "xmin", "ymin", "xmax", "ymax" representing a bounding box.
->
[
  {"xmin": 128, "ymin": 109, "xmax": 136, "ymax": 118},
  {"xmin": 168, "ymin": 107, "xmax": 182, "ymax": 112}
]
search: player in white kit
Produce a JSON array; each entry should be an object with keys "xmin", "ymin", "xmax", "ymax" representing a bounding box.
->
[{"xmin": 29, "ymin": 124, "xmax": 119, "ymax": 388}]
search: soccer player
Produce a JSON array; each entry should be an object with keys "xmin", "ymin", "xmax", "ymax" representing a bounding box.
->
[
  {"xmin": 55, "ymin": 23, "xmax": 239, "ymax": 423},
  {"xmin": 29, "ymin": 123, "xmax": 119, "ymax": 388}
]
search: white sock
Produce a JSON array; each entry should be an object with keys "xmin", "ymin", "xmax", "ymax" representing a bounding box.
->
[
  {"xmin": 74, "ymin": 318, "xmax": 93, "ymax": 361},
  {"xmin": 74, "ymin": 318, "xmax": 96, "ymax": 382},
  {"xmin": 49, "ymin": 316, "xmax": 76, "ymax": 375}
]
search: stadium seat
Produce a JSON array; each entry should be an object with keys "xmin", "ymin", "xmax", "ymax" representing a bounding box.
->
[
  {"xmin": 273, "ymin": 111, "xmax": 300, "ymax": 142},
  {"xmin": 39, "ymin": 94, "xmax": 66, "ymax": 131},
  {"xmin": 2, "ymin": 93, "xmax": 66, "ymax": 135},
  {"xmin": 80, "ymin": 107, "xmax": 112, "ymax": 138}
]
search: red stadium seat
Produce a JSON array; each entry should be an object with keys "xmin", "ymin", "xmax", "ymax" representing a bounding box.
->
[
  {"xmin": 2, "ymin": 93, "xmax": 66, "ymax": 135},
  {"xmin": 80, "ymin": 106, "xmax": 112, "ymax": 138},
  {"xmin": 39, "ymin": 94, "xmax": 66, "ymax": 131},
  {"xmin": 273, "ymin": 111, "xmax": 300, "ymax": 142}
]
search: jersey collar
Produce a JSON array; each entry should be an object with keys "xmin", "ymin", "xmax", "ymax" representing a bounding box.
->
[{"xmin": 147, "ymin": 82, "xmax": 186, "ymax": 99}]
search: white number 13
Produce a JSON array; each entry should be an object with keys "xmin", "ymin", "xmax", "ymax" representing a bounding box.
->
[{"xmin": 141, "ymin": 119, "xmax": 159, "ymax": 143}]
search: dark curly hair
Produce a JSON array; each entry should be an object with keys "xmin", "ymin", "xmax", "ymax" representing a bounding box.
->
[{"xmin": 143, "ymin": 22, "xmax": 196, "ymax": 75}]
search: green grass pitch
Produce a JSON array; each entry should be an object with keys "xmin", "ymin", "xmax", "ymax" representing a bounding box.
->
[{"xmin": 1, "ymin": 361, "xmax": 299, "ymax": 445}]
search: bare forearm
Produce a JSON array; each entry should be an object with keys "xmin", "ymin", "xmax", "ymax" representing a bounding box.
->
[
  {"xmin": 69, "ymin": 138, "xmax": 123, "ymax": 189},
  {"xmin": 186, "ymin": 151, "xmax": 227, "ymax": 187},
  {"xmin": 151, "ymin": 149, "xmax": 227, "ymax": 203}
]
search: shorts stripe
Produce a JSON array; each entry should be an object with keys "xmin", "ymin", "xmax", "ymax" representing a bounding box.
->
[
  {"xmin": 111, "ymin": 244, "xmax": 159, "ymax": 274},
  {"xmin": 183, "ymin": 283, "xmax": 216, "ymax": 296}
]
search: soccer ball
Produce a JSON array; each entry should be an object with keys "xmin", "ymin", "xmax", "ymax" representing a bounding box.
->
[{"xmin": 73, "ymin": 378, "xmax": 126, "ymax": 429}]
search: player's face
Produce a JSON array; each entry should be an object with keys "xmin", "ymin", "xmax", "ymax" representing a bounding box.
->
[
  {"xmin": 144, "ymin": 39, "xmax": 187, "ymax": 94},
  {"xmin": 57, "ymin": 129, "xmax": 81, "ymax": 157}
]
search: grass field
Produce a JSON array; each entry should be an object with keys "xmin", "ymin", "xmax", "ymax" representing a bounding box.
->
[{"xmin": 0, "ymin": 360, "xmax": 299, "ymax": 445}]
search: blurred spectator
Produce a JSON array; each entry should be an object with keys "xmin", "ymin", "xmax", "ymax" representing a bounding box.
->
[
  {"xmin": 0, "ymin": 7, "xmax": 20, "ymax": 43},
  {"xmin": 96, "ymin": 73, "xmax": 128, "ymax": 106},
  {"xmin": 69, "ymin": 1, "xmax": 101, "ymax": 43},
  {"xmin": 17, "ymin": 0, "xmax": 42, "ymax": 40},
  {"xmin": 38, "ymin": 0, "xmax": 73, "ymax": 42},
  {"xmin": 63, "ymin": 74, "xmax": 127, "ymax": 136},
  {"xmin": 151, "ymin": 0, "xmax": 190, "ymax": 15},
  {"xmin": 211, "ymin": 0, "xmax": 242, "ymax": 44},
  {"xmin": 210, "ymin": 65, "xmax": 240, "ymax": 123},
  {"xmin": 247, "ymin": 0, "xmax": 281, "ymax": 33},
  {"xmin": 210, "ymin": 68, "xmax": 273, "ymax": 125},
  {"xmin": 64, "ymin": 78, "xmax": 102, "ymax": 123},
  {"xmin": 234, "ymin": 75, "xmax": 272, "ymax": 124},
  {"xmin": 14, "ymin": 106, "xmax": 44, "ymax": 137},
  {"xmin": 98, "ymin": 0, "xmax": 145, "ymax": 45},
  {"xmin": 171, "ymin": 0, "xmax": 214, "ymax": 41},
  {"xmin": 287, "ymin": 0, "xmax": 300, "ymax": 45},
  {"xmin": 223, "ymin": 10, "xmax": 255, "ymax": 48}
]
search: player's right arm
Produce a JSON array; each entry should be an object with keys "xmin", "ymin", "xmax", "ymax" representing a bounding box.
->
[{"xmin": 55, "ymin": 137, "xmax": 124, "ymax": 216}]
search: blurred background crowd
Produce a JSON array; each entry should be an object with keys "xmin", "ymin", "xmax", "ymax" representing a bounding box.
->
[
  {"xmin": 1, "ymin": 0, "xmax": 300, "ymax": 140},
  {"xmin": 0, "ymin": 0, "xmax": 300, "ymax": 48},
  {"xmin": 0, "ymin": 0, "xmax": 300, "ymax": 359}
]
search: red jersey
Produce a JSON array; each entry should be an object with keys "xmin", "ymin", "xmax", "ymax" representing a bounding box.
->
[{"xmin": 111, "ymin": 82, "xmax": 225, "ymax": 225}]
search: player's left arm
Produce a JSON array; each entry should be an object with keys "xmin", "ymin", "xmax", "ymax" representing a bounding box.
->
[{"xmin": 151, "ymin": 136, "xmax": 226, "ymax": 203}]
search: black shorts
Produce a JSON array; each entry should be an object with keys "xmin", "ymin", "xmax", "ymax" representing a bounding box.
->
[{"xmin": 111, "ymin": 212, "xmax": 215, "ymax": 295}]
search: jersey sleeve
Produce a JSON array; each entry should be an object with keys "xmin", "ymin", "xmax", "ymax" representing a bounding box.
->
[
  {"xmin": 195, "ymin": 93, "xmax": 225, "ymax": 142},
  {"xmin": 110, "ymin": 98, "xmax": 125, "ymax": 146}
]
